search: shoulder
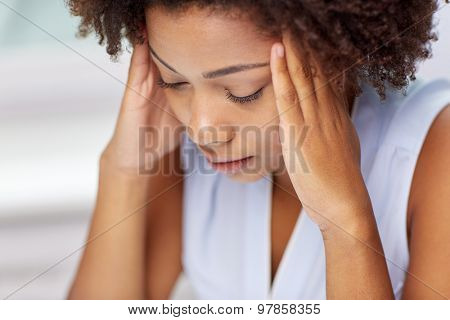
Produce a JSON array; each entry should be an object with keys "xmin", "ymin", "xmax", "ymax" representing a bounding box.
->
[
  {"xmin": 402, "ymin": 78, "xmax": 450, "ymax": 235},
  {"xmin": 384, "ymin": 77, "xmax": 450, "ymax": 152},
  {"xmin": 408, "ymin": 101, "xmax": 450, "ymax": 221},
  {"xmin": 402, "ymin": 86, "xmax": 450, "ymax": 298},
  {"xmin": 403, "ymin": 78, "xmax": 450, "ymax": 225}
]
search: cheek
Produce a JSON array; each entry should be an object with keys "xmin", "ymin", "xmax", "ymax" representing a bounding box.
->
[
  {"xmin": 257, "ymin": 94, "xmax": 283, "ymax": 160},
  {"xmin": 266, "ymin": 132, "xmax": 284, "ymax": 171},
  {"xmin": 165, "ymin": 86, "xmax": 279, "ymax": 130},
  {"xmin": 258, "ymin": 129, "xmax": 283, "ymax": 159},
  {"xmin": 261, "ymin": 84, "xmax": 279, "ymax": 118},
  {"xmin": 165, "ymin": 94, "xmax": 190, "ymax": 124},
  {"xmin": 270, "ymin": 131, "xmax": 283, "ymax": 156}
]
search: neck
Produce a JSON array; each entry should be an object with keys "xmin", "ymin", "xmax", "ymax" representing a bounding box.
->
[{"xmin": 272, "ymin": 168, "xmax": 295, "ymax": 196}]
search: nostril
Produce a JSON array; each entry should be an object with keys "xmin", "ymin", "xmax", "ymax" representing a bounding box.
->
[
  {"xmin": 206, "ymin": 138, "xmax": 231, "ymax": 146},
  {"xmin": 198, "ymin": 134, "xmax": 233, "ymax": 147},
  {"xmin": 189, "ymin": 126, "xmax": 235, "ymax": 147}
]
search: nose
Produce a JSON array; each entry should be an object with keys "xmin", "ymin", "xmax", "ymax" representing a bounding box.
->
[
  {"xmin": 187, "ymin": 94, "xmax": 235, "ymax": 147},
  {"xmin": 187, "ymin": 125, "xmax": 235, "ymax": 147}
]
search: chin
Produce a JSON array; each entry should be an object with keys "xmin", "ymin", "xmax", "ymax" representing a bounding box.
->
[{"xmin": 223, "ymin": 169, "xmax": 269, "ymax": 183}]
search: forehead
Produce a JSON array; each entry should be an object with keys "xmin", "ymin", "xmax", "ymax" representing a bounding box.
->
[{"xmin": 145, "ymin": 6, "xmax": 276, "ymax": 75}]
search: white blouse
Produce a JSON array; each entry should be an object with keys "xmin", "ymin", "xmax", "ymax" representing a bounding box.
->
[{"xmin": 179, "ymin": 77, "xmax": 450, "ymax": 299}]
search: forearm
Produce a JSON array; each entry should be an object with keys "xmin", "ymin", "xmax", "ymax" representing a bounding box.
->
[
  {"xmin": 67, "ymin": 157, "xmax": 151, "ymax": 299},
  {"xmin": 321, "ymin": 209, "xmax": 395, "ymax": 299}
]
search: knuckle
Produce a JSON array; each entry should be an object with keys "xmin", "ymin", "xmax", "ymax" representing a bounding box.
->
[
  {"xmin": 303, "ymin": 64, "xmax": 313, "ymax": 79},
  {"xmin": 294, "ymin": 62, "xmax": 311, "ymax": 80},
  {"xmin": 279, "ymin": 88, "xmax": 299, "ymax": 105}
]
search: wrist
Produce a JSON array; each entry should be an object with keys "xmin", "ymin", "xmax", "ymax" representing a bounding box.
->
[
  {"xmin": 319, "ymin": 188, "xmax": 374, "ymax": 234},
  {"xmin": 320, "ymin": 207, "xmax": 379, "ymax": 243},
  {"xmin": 99, "ymin": 148, "xmax": 155, "ymax": 181},
  {"xmin": 96, "ymin": 153, "xmax": 154, "ymax": 209}
]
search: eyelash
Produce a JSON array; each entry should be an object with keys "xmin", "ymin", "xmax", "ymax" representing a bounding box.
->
[
  {"xmin": 156, "ymin": 77, "xmax": 264, "ymax": 104},
  {"xmin": 224, "ymin": 88, "xmax": 263, "ymax": 104},
  {"xmin": 156, "ymin": 77, "xmax": 184, "ymax": 89}
]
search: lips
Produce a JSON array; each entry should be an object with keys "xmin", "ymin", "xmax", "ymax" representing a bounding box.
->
[
  {"xmin": 206, "ymin": 155, "xmax": 254, "ymax": 174},
  {"xmin": 208, "ymin": 155, "xmax": 253, "ymax": 164}
]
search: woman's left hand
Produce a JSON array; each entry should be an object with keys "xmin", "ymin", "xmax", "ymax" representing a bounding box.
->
[{"xmin": 270, "ymin": 31, "xmax": 373, "ymax": 233}]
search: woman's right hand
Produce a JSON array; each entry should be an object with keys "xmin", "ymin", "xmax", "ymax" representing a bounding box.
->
[{"xmin": 101, "ymin": 32, "xmax": 184, "ymax": 177}]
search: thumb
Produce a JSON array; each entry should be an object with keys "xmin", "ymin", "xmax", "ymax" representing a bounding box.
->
[{"xmin": 127, "ymin": 32, "xmax": 151, "ymax": 87}]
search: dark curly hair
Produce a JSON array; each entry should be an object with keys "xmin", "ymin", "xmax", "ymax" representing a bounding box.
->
[{"xmin": 66, "ymin": 0, "xmax": 448, "ymax": 100}]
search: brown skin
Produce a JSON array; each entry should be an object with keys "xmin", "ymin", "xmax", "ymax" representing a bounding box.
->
[
  {"xmin": 402, "ymin": 103, "xmax": 450, "ymax": 299},
  {"xmin": 67, "ymin": 6, "xmax": 450, "ymax": 299},
  {"xmin": 146, "ymin": 6, "xmax": 284, "ymax": 183},
  {"xmin": 271, "ymin": 34, "xmax": 394, "ymax": 299}
]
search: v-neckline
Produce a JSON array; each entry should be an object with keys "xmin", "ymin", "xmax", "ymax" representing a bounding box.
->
[
  {"xmin": 243, "ymin": 94, "xmax": 363, "ymax": 299},
  {"xmin": 264, "ymin": 177, "xmax": 306, "ymax": 298}
]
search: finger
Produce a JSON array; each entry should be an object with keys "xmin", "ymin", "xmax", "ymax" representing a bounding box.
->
[
  {"xmin": 283, "ymin": 31, "xmax": 318, "ymax": 120},
  {"xmin": 309, "ymin": 53, "xmax": 349, "ymax": 123},
  {"xmin": 270, "ymin": 42, "xmax": 304, "ymax": 126},
  {"xmin": 127, "ymin": 32, "xmax": 151, "ymax": 87}
]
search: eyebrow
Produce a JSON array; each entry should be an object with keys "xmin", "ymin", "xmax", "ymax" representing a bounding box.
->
[{"xmin": 148, "ymin": 44, "xmax": 269, "ymax": 79}]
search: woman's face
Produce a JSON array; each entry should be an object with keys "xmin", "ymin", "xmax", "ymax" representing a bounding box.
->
[{"xmin": 146, "ymin": 6, "xmax": 285, "ymax": 183}]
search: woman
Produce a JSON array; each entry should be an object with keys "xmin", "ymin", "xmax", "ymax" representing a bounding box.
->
[{"xmin": 66, "ymin": 0, "xmax": 450, "ymax": 299}]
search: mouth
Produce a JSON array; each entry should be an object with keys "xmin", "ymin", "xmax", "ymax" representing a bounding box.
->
[{"xmin": 206, "ymin": 155, "xmax": 254, "ymax": 174}]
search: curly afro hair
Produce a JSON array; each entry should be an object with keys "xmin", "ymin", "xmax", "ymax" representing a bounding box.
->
[{"xmin": 67, "ymin": 0, "xmax": 448, "ymax": 100}]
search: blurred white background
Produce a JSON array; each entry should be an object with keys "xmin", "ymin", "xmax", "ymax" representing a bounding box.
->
[{"xmin": 0, "ymin": 0, "xmax": 449, "ymax": 299}]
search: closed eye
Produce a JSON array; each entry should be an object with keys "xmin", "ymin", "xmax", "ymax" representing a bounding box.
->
[
  {"xmin": 156, "ymin": 77, "xmax": 188, "ymax": 89},
  {"xmin": 225, "ymin": 87, "xmax": 264, "ymax": 104},
  {"xmin": 156, "ymin": 76, "xmax": 264, "ymax": 104}
]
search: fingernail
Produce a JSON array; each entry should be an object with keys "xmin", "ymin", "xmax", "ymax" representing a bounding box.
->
[{"xmin": 276, "ymin": 44, "xmax": 284, "ymax": 58}]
